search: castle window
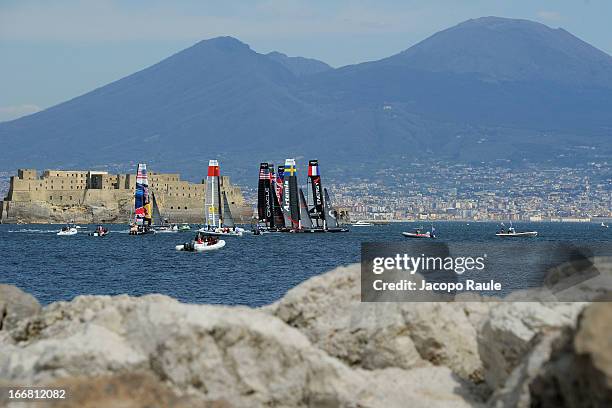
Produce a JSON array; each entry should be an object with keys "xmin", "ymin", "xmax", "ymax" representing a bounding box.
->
[
  {"xmin": 49, "ymin": 196, "xmax": 52, "ymax": 200},
  {"xmin": 184, "ymin": 206, "xmax": 187, "ymax": 210},
  {"xmin": 69, "ymin": 196, "xmax": 73, "ymax": 200},
  {"xmin": 59, "ymin": 196, "xmax": 63, "ymax": 200},
  {"xmin": 170, "ymin": 206, "xmax": 174, "ymax": 209}
]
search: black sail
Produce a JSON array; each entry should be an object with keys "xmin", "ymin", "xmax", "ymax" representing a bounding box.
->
[
  {"xmin": 270, "ymin": 165, "xmax": 285, "ymax": 228},
  {"xmin": 307, "ymin": 159, "xmax": 325, "ymax": 228},
  {"xmin": 323, "ymin": 188, "xmax": 339, "ymax": 228},
  {"xmin": 298, "ymin": 188, "xmax": 313, "ymax": 229},
  {"xmin": 283, "ymin": 159, "xmax": 300, "ymax": 229},
  {"xmin": 257, "ymin": 163, "xmax": 272, "ymax": 226}
]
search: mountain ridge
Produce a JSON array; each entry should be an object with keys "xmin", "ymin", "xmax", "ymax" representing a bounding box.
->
[{"xmin": 1, "ymin": 17, "xmax": 611, "ymax": 180}]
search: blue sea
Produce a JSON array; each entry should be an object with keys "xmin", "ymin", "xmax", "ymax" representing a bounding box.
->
[{"xmin": 1, "ymin": 222, "xmax": 610, "ymax": 306}]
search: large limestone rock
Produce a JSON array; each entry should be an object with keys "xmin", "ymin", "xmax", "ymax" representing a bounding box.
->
[
  {"xmin": 477, "ymin": 302, "xmax": 587, "ymax": 389},
  {"xmin": 0, "ymin": 284, "xmax": 40, "ymax": 331},
  {"xmin": 266, "ymin": 264, "xmax": 489, "ymax": 383},
  {"xmin": 487, "ymin": 330, "xmax": 563, "ymax": 408},
  {"xmin": 529, "ymin": 301, "xmax": 612, "ymax": 407},
  {"xmin": 0, "ymin": 293, "xmax": 480, "ymax": 407}
]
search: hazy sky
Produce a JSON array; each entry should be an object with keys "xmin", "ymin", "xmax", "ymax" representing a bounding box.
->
[{"xmin": 1, "ymin": 0, "xmax": 611, "ymax": 121}]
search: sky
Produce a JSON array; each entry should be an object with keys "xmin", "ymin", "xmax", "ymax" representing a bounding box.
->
[{"xmin": 1, "ymin": 0, "xmax": 611, "ymax": 121}]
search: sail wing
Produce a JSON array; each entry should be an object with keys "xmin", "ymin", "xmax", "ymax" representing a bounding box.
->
[
  {"xmin": 323, "ymin": 188, "xmax": 339, "ymax": 228},
  {"xmin": 222, "ymin": 192, "xmax": 235, "ymax": 228},
  {"xmin": 257, "ymin": 163, "xmax": 273, "ymax": 226},
  {"xmin": 298, "ymin": 188, "xmax": 313, "ymax": 229},
  {"xmin": 308, "ymin": 160, "xmax": 325, "ymax": 228},
  {"xmin": 205, "ymin": 160, "xmax": 221, "ymax": 228},
  {"xmin": 270, "ymin": 165, "xmax": 285, "ymax": 228},
  {"xmin": 134, "ymin": 163, "xmax": 152, "ymax": 226}
]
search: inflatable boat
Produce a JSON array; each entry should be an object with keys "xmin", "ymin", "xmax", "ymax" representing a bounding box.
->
[
  {"xmin": 57, "ymin": 226, "xmax": 78, "ymax": 236},
  {"xmin": 176, "ymin": 239, "xmax": 226, "ymax": 252}
]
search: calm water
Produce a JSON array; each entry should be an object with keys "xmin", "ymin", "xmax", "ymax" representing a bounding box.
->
[{"xmin": 1, "ymin": 222, "xmax": 610, "ymax": 306}]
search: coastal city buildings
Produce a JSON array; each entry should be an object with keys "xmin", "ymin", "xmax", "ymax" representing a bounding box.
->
[{"xmin": 326, "ymin": 162, "xmax": 612, "ymax": 222}]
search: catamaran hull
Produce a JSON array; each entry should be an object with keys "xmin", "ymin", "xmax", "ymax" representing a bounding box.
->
[
  {"xmin": 175, "ymin": 240, "xmax": 226, "ymax": 252},
  {"xmin": 496, "ymin": 232, "xmax": 538, "ymax": 237}
]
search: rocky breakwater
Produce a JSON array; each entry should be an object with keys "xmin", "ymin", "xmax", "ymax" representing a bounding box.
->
[{"xmin": 0, "ymin": 264, "xmax": 610, "ymax": 407}]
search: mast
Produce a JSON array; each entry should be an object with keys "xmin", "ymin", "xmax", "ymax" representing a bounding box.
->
[
  {"xmin": 307, "ymin": 160, "xmax": 325, "ymax": 228},
  {"xmin": 283, "ymin": 158, "xmax": 300, "ymax": 229},
  {"xmin": 134, "ymin": 163, "xmax": 152, "ymax": 227},
  {"xmin": 205, "ymin": 160, "xmax": 221, "ymax": 228}
]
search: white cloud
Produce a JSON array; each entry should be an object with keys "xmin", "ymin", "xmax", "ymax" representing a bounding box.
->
[
  {"xmin": 0, "ymin": 104, "xmax": 41, "ymax": 122},
  {"xmin": 537, "ymin": 10, "xmax": 563, "ymax": 22}
]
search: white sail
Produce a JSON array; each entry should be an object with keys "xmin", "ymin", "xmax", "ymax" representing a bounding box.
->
[{"xmin": 222, "ymin": 192, "xmax": 235, "ymax": 228}]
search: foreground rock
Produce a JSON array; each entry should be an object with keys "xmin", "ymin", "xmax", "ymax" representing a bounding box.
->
[
  {"xmin": 0, "ymin": 293, "xmax": 479, "ymax": 407},
  {"xmin": 1, "ymin": 263, "xmax": 606, "ymax": 407},
  {"xmin": 477, "ymin": 302, "xmax": 586, "ymax": 389},
  {"xmin": 266, "ymin": 264, "xmax": 490, "ymax": 384},
  {"xmin": 0, "ymin": 284, "xmax": 41, "ymax": 331},
  {"xmin": 530, "ymin": 301, "xmax": 612, "ymax": 407}
]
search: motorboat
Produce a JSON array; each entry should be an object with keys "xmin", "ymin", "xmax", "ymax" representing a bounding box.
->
[
  {"xmin": 179, "ymin": 223, "xmax": 191, "ymax": 232},
  {"xmin": 351, "ymin": 220, "xmax": 374, "ymax": 227},
  {"xmin": 402, "ymin": 227, "xmax": 436, "ymax": 239},
  {"xmin": 495, "ymin": 223, "xmax": 537, "ymax": 237},
  {"xmin": 57, "ymin": 225, "xmax": 78, "ymax": 236},
  {"xmin": 176, "ymin": 233, "xmax": 225, "ymax": 252},
  {"xmin": 601, "ymin": 222, "xmax": 609, "ymax": 228},
  {"xmin": 89, "ymin": 225, "xmax": 109, "ymax": 237},
  {"xmin": 495, "ymin": 230, "xmax": 538, "ymax": 237}
]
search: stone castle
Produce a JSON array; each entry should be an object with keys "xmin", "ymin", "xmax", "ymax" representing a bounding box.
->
[{"xmin": 0, "ymin": 168, "xmax": 252, "ymax": 224}]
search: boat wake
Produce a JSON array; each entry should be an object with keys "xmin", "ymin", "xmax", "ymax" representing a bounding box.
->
[{"xmin": 7, "ymin": 229, "xmax": 58, "ymax": 234}]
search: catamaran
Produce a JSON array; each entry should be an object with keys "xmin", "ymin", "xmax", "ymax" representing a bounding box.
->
[
  {"xmin": 129, "ymin": 163, "xmax": 155, "ymax": 235},
  {"xmin": 495, "ymin": 222, "xmax": 537, "ymax": 237},
  {"xmin": 198, "ymin": 160, "xmax": 244, "ymax": 237},
  {"xmin": 307, "ymin": 160, "xmax": 348, "ymax": 232}
]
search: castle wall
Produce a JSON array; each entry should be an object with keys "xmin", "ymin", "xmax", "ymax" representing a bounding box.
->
[{"xmin": 1, "ymin": 168, "xmax": 250, "ymax": 224}]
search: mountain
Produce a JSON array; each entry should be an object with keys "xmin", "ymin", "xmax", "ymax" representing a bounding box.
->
[
  {"xmin": 385, "ymin": 17, "xmax": 612, "ymax": 87},
  {"xmin": 1, "ymin": 17, "xmax": 611, "ymax": 181}
]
